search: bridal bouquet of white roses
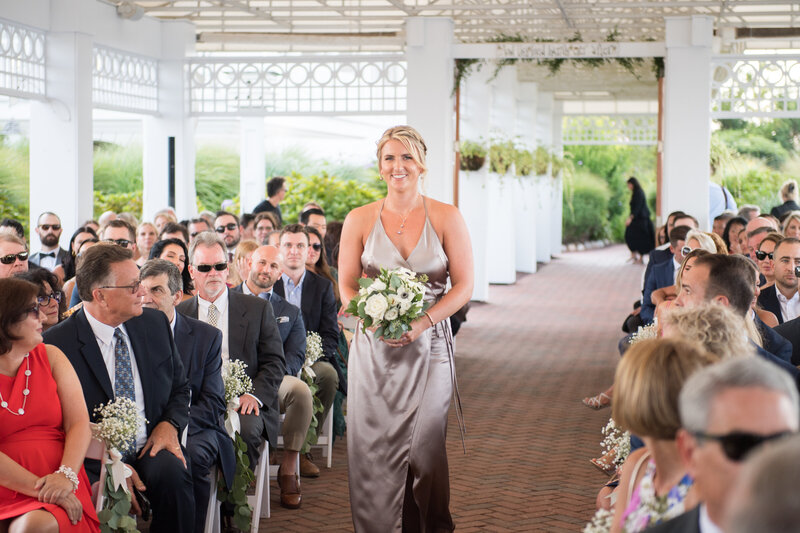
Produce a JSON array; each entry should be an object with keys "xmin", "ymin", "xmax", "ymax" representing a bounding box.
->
[{"xmin": 347, "ymin": 267, "xmax": 429, "ymax": 340}]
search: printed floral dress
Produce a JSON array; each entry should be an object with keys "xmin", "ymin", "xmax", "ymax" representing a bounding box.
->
[{"xmin": 621, "ymin": 459, "xmax": 693, "ymax": 532}]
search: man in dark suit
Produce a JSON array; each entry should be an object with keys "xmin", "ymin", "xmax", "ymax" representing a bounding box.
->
[
  {"xmin": 647, "ymin": 357, "xmax": 799, "ymax": 533},
  {"xmin": 29, "ymin": 211, "xmax": 68, "ymax": 272},
  {"xmin": 640, "ymin": 225, "xmax": 691, "ymax": 325},
  {"xmin": 774, "ymin": 316, "xmax": 800, "ymax": 366},
  {"xmin": 140, "ymin": 259, "xmax": 235, "ymax": 532},
  {"xmin": 273, "ymin": 224, "xmax": 343, "ymax": 477},
  {"xmin": 758, "ymin": 237, "xmax": 800, "ymax": 324},
  {"xmin": 232, "ymin": 244, "xmax": 312, "ymax": 508},
  {"xmin": 177, "ymin": 232, "xmax": 285, "ymax": 480},
  {"xmin": 642, "ymin": 212, "xmax": 696, "ymax": 283},
  {"xmin": 43, "ymin": 244, "xmax": 194, "ymax": 533}
]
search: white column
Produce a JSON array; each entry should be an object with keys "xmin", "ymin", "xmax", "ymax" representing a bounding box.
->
[
  {"xmin": 239, "ymin": 118, "xmax": 266, "ymax": 214},
  {"xmin": 29, "ymin": 30, "xmax": 94, "ymax": 236},
  {"xmin": 405, "ymin": 17, "xmax": 455, "ymax": 204},
  {"xmin": 535, "ymin": 92, "xmax": 554, "ymax": 263},
  {"xmin": 663, "ymin": 16, "xmax": 713, "ymax": 230},
  {"xmin": 513, "ymin": 81, "xmax": 538, "ymax": 273},
  {"xmin": 551, "ymin": 100, "xmax": 564, "ymax": 255},
  {"xmin": 458, "ymin": 67, "xmax": 492, "ymax": 301},
  {"xmin": 142, "ymin": 21, "xmax": 196, "ymax": 222}
]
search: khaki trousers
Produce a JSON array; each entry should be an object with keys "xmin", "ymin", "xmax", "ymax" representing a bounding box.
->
[{"xmin": 279, "ymin": 375, "xmax": 313, "ymax": 452}]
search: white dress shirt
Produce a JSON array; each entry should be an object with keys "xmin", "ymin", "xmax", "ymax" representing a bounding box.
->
[
  {"xmin": 776, "ymin": 289, "xmax": 800, "ymax": 323},
  {"xmin": 37, "ymin": 250, "xmax": 58, "ymax": 271},
  {"xmin": 83, "ymin": 307, "xmax": 148, "ymax": 450},
  {"xmin": 699, "ymin": 504, "xmax": 724, "ymax": 533},
  {"xmin": 198, "ymin": 290, "xmax": 230, "ymax": 361}
]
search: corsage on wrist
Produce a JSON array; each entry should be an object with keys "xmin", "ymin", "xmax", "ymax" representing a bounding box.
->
[{"xmin": 56, "ymin": 465, "xmax": 79, "ymax": 493}]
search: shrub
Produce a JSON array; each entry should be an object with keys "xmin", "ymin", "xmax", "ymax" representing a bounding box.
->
[
  {"xmin": 562, "ymin": 170, "xmax": 612, "ymax": 243},
  {"xmin": 195, "ymin": 145, "xmax": 240, "ymax": 212},
  {"xmin": 94, "ymin": 191, "xmax": 143, "ymax": 219},
  {"xmin": 280, "ymin": 171, "xmax": 387, "ymax": 223},
  {"xmin": 717, "ymin": 156, "xmax": 784, "ymax": 212},
  {"xmin": 94, "ymin": 144, "xmax": 143, "ymax": 194},
  {"xmin": 716, "ymin": 129, "xmax": 789, "ymax": 169}
]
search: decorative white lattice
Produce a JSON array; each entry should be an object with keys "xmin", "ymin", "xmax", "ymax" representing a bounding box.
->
[
  {"xmin": 711, "ymin": 55, "xmax": 800, "ymax": 118},
  {"xmin": 93, "ymin": 45, "xmax": 158, "ymax": 114},
  {"xmin": 562, "ymin": 115, "xmax": 657, "ymax": 145},
  {"xmin": 0, "ymin": 19, "xmax": 46, "ymax": 99},
  {"xmin": 187, "ymin": 55, "xmax": 406, "ymax": 116}
]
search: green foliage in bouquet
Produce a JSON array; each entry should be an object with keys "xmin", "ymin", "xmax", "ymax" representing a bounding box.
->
[
  {"xmin": 217, "ymin": 433, "xmax": 255, "ymax": 532},
  {"xmin": 97, "ymin": 472, "xmax": 138, "ymax": 533}
]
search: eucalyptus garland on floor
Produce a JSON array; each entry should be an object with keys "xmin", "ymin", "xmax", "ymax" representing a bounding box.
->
[
  {"xmin": 218, "ymin": 359, "xmax": 255, "ymax": 532},
  {"xmin": 300, "ymin": 331, "xmax": 326, "ymax": 453}
]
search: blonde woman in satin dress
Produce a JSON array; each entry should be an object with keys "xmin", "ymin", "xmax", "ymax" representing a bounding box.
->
[{"xmin": 339, "ymin": 125, "xmax": 474, "ymax": 532}]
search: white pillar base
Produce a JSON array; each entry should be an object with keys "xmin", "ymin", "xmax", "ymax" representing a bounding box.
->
[{"xmin": 487, "ymin": 174, "xmax": 517, "ymax": 284}]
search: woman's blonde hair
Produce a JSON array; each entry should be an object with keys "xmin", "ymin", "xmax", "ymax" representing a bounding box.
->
[
  {"xmin": 706, "ymin": 232, "xmax": 728, "ymax": 254},
  {"xmin": 685, "ymin": 229, "xmax": 717, "ymax": 253},
  {"xmin": 782, "ymin": 211, "xmax": 800, "ymax": 235},
  {"xmin": 612, "ymin": 337, "xmax": 718, "ymax": 440},
  {"xmin": 781, "ymin": 179, "xmax": 798, "ymax": 202},
  {"xmin": 376, "ymin": 125, "xmax": 428, "ymax": 177},
  {"xmin": 664, "ymin": 303, "xmax": 755, "ymax": 360},
  {"xmin": 229, "ymin": 239, "xmax": 259, "ymax": 286}
]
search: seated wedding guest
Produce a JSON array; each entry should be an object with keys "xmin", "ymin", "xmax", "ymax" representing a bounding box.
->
[
  {"xmin": 663, "ymin": 303, "xmax": 755, "ymax": 360},
  {"xmin": 229, "ymin": 239, "xmax": 258, "ymax": 288},
  {"xmin": 159, "ymin": 222, "xmax": 189, "ymax": 244},
  {"xmin": 781, "ymin": 211, "xmax": 800, "ymax": 238},
  {"xmin": 63, "ymin": 227, "xmax": 98, "ymax": 281},
  {"xmin": 186, "ymin": 218, "xmax": 210, "ymax": 244},
  {"xmin": 253, "ymin": 212, "xmax": 278, "ymax": 245},
  {"xmin": 770, "ymin": 179, "xmax": 800, "ymax": 221},
  {"xmin": 746, "ymin": 226, "xmax": 773, "ymax": 263},
  {"xmin": 641, "ymin": 225, "xmax": 692, "ymax": 325},
  {"xmin": 149, "ymin": 238, "xmax": 195, "ymax": 300},
  {"xmin": 305, "ymin": 226, "xmax": 340, "ymax": 302},
  {"xmin": 153, "ymin": 209, "xmax": 177, "ymax": 234},
  {"xmin": 117, "ymin": 213, "xmax": 139, "ymax": 231},
  {"xmin": 725, "ymin": 435, "xmax": 800, "ymax": 533},
  {"xmin": 754, "ymin": 232, "xmax": 782, "ymax": 288},
  {"xmin": 648, "ymin": 356, "xmax": 799, "ymax": 533},
  {"xmin": 712, "ymin": 212, "xmax": 735, "ymax": 238},
  {"xmin": 139, "ymin": 259, "xmax": 234, "ymax": 533},
  {"xmin": 610, "ymin": 338, "xmax": 718, "ymax": 533},
  {"xmin": 44, "ymin": 244, "xmax": 194, "ymax": 533},
  {"xmin": 16, "ymin": 268, "xmax": 65, "ymax": 332},
  {"xmin": 232, "ymin": 245, "xmax": 311, "ymax": 509},
  {"xmin": 29, "ymin": 212, "xmax": 67, "ymax": 273},
  {"xmin": 136, "ymin": 222, "xmax": 158, "ymax": 267},
  {"xmin": 706, "ymin": 232, "xmax": 728, "ymax": 254},
  {"xmin": 739, "ymin": 205, "xmax": 761, "ymax": 221},
  {"xmin": 684, "ymin": 229, "xmax": 717, "ymax": 256},
  {"xmin": 63, "ymin": 239, "xmax": 100, "ymax": 309},
  {"xmin": 723, "ymin": 216, "xmax": 747, "ymax": 253},
  {"xmin": 0, "ymin": 233, "xmax": 29, "ymax": 278},
  {"xmin": 265, "ymin": 230, "xmax": 281, "ymax": 248},
  {"xmin": 0, "ymin": 278, "xmax": 100, "ymax": 532},
  {"xmin": 239, "ymin": 213, "xmax": 256, "ymax": 241},
  {"xmin": 299, "ymin": 208, "xmax": 327, "ymax": 239},
  {"xmin": 0, "ymin": 218, "xmax": 25, "ymax": 241},
  {"xmin": 80, "ymin": 220, "xmax": 100, "ymax": 234},
  {"xmin": 652, "ymin": 249, "xmax": 711, "ymax": 313},
  {"xmin": 757, "ymin": 237, "xmax": 800, "ymax": 324},
  {"xmin": 674, "ymin": 253, "xmax": 800, "ymax": 381},
  {"xmin": 97, "ymin": 211, "xmax": 116, "ymax": 227},
  {"xmin": 100, "ymin": 220, "xmax": 137, "ymax": 253},
  {"xmin": 198, "ymin": 211, "xmax": 216, "ymax": 229},
  {"xmin": 324, "ymin": 221, "xmax": 343, "ymax": 269},
  {"xmin": 742, "ymin": 216, "xmax": 779, "ymax": 258}
]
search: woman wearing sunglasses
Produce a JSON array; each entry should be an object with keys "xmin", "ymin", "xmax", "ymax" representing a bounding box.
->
[
  {"xmin": 0, "ymin": 278, "xmax": 100, "ymax": 532},
  {"xmin": 305, "ymin": 226, "xmax": 340, "ymax": 303},
  {"xmin": 16, "ymin": 268, "xmax": 66, "ymax": 332},
  {"xmin": 755, "ymin": 232, "xmax": 783, "ymax": 289},
  {"xmin": 609, "ymin": 337, "xmax": 719, "ymax": 533}
]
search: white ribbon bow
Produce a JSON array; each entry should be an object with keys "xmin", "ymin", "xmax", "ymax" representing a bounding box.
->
[
  {"xmin": 224, "ymin": 396, "xmax": 241, "ymax": 439},
  {"xmin": 105, "ymin": 448, "xmax": 132, "ymax": 494}
]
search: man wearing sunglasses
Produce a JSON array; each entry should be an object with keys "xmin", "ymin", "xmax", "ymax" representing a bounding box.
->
[
  {"xmin": 647, "ymin": 356, "xmax": 799, "ymax": 533},
  {"xmin": 100, "ymin": 219, "xmax": 137, "ymax": 253},
  {"xmin": 213, "ymin": 211, "xmax": 241, "ymax": 262},
  {"xmin": 758, "ymin": 237, "xmax": 800, "ymax": 325},
  {"xmin": 0, "ymin": 233, "xmax": 29, "ymax": 278},
  {"xmin": 29, "ymin": 211, "xmax": 67, "ymax": 272}
]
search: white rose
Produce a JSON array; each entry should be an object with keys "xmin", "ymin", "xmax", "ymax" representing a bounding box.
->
[
  {"xmin": 384, "ymin": 307, "xmax": 399, "ymax": 321},
  {"xmin": 364, "ymin": 293, "xmax": 389, "ymax": 322},
  {"xmin": 368, "ymin": 279, "xmax": 387, "ymax": 293},
  {"xmin": 398, "ymin": 298, "xmax": 412, "ymax": 314}
]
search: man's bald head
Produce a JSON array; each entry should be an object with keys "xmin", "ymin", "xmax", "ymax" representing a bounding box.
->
[{"xmin": 248, "ymin": 245, "xmax": 284, "ymax": 292}]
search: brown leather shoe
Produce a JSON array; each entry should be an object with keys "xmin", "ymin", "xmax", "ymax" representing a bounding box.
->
[
  {"xmin": 299, "ymin": 453, "xmax": 320, "ymax": 478},
  {"xmin": 277, "ymin": 466, "xmax": 302, "ymax": 509}
]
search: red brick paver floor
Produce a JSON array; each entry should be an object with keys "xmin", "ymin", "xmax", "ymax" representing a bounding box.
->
[{"xmin": 263, "ymin": 245, "xmax": 644, "ymax": 532}]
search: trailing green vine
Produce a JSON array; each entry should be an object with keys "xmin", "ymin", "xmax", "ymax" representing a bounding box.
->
[{"xmin": 216, "ymin": 433, "xmax": 255, "ymax": 532}]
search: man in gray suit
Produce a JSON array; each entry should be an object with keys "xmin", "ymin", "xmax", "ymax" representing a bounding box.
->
[
  {"xmin": 176, "ymin": 232, "xmax": 285, "ymax": 476},
  {"xmin": 648, "ymin": 357, "xmax": 799, "ymax": 533}
]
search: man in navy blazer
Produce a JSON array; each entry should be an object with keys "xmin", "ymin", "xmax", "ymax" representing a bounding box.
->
[
  {"xmin": 43, "ymin": 244, "xmax": 194, "ymax": 533},
  {"xmin": 140, "ymin": 259, "xmax": 235, "ymax": 531},
  {"xmin": 758, "ymin": 237, "xmax": 800, "ymax": 325},
  {"xmin": 640, "ymin": 225, "xmax": 691, "ymax": 324}
]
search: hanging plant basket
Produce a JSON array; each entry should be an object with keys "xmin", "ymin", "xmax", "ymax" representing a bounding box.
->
[
  {"xmin": 461, "ymin": 155, "xmax": 486, "ymax": 171},
  {"xmin": 459, "ymin": 140, "xmax": 488, "ymax": 171}
]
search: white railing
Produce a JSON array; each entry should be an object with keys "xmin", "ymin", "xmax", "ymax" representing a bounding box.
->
[
  {"xmin": 562, "ymin": 114, "xmax": 657, "ymax": 145},
  {"xmin": 93, "ymin": 45, "xmax": 158, "ymax": 114},
  {"xmin": 711, "ymin": 55, "xmax": 800, "ymax": 119},
  {"xmin": 187, "ymin": 55, "xmax": 406, "ymax": 116},
  {"xmin": 0, "ymin": 18, "xmax": 46, "ymax": 99}
]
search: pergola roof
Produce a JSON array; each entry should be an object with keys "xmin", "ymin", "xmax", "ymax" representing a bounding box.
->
[{"xmin": 128, "ymin": 0, "xmax": 800, "ymax": 51}]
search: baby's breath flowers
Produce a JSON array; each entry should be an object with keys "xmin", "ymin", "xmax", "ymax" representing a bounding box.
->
[
  {"xmin": 92, "ymin": 397, "xmax": 145, "ymax": 454},
  {"xmin": 221, "ymin": 359, "xmax": 253, "ymax": 405}
]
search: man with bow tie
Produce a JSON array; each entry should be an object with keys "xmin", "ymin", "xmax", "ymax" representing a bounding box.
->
[
  {"xmin": 232, "ymin": 245, "xmax": 311, "ymax": 509},
  {"xmin": 29, "ymin": 212, "xmax": 68, "ymax": 272}
]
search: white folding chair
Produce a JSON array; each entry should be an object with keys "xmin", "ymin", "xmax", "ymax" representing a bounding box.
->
[
  {"xmin": 309, "ymin": 410, "xmax": 334, "ymax": 468},
  {"xmin": 248, "ymin": 442, "xmax": 271, "ymax": 530},
  {"xmin": 85, "ymin": 435, "xmax": 107, "ymax": 512},
  {"xmin": 203, "ymin": 471, "xmax": 222, "ymax": 533}
]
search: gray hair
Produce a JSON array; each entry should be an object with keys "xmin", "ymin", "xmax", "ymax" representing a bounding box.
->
[
  {"xmin": 188, "ymin": 231, "xmax": 226, "ymax": 264},
  {"xmin": 727, "ymin": 435, "xmax": 800, "ymax": 533},
  {"xmin": 140, "ymin": 258, "xmax": 183, "ymax": 295},
  {"xmin": 680, "ymin": 356, "xmax": 800, "ymax": 434}
]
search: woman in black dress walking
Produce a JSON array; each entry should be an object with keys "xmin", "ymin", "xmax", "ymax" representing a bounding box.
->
[{"xmin": 624, "ymin": 177, "xmax": 655, "ymax": 264}]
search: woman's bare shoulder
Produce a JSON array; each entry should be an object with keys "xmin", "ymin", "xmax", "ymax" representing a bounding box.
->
[{"xmin": 345, "ymin": 200, "xmax": 382, "ymax": 224}]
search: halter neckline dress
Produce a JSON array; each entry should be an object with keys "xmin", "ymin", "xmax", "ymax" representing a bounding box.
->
[{"xmin": 347, "ymin": 197, "xmax": 461, "ymax": 532}]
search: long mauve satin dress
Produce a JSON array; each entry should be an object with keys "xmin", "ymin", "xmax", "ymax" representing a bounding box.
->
[{"xmin": 347, "ymin": 199, "xmax": 462, "ymax": 532}]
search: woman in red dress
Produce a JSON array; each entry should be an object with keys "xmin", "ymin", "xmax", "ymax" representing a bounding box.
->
[{"xmin": 0, "ymin": 278, "xmax": 100, "ymax": 533}]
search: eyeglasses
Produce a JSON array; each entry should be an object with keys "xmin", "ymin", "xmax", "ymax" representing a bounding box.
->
[
  {"xmin": 215, "ymin": 223, "xmax": 238, "ymax": 233},
  {"xmin": 37, "ymin": 292, "xmax": 63, "ymax": 306},
  {"xmin": 755, "ymin": 250, "xmax": 774, "ymax": 261},
  {"xmin": 680, "ymin": 246, "xmax": 695, "ymax": 256},
  {"xmin": 310, "ymin": 243, "xmax": 322, "ymax": 252},
  {"xmin": 39, "ymin": 224, "xmax": 61, "ymax": 231},
  {"xmin": 694, "ymin": 430, "xmax": 791, "ymax": 462},
  {"xmin": 104, "ymin": 238, "xmax": 133, "ymax": 248},
  {"xmin": 24, "ymin": 304, "xmax": 41, "ymax": 319},
  {"xmin": 194, "ymin": 262, "xmax": 228, "ymax": 273},
  {"xmin": 0, "ymin": 251, "xmax": 29, "ymax": 264},
  {"xmin": 99, "ymin": 280, "xmax": 142, "ymax": 294}
]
